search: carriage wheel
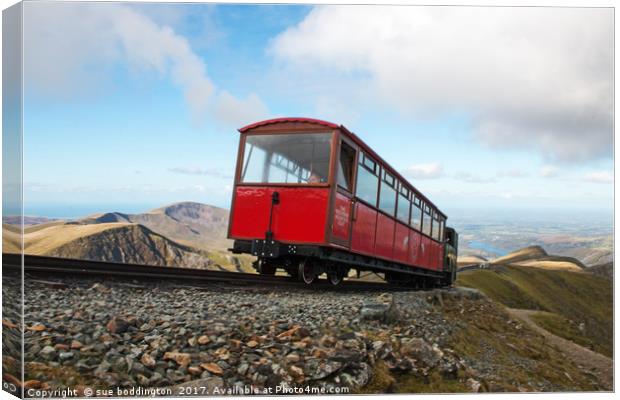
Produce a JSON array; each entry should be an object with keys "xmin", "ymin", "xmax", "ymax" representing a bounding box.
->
[
  {"xmin": 256, "ymin": 259, "xmax": 276, "ymax": 275},
  {"xmin": 298, "ymin": 259, "xmax": 317, "ymax": 284},
  {"xmin": 327, "ymin": 270, "xmax": 344, "ymax": 286}
]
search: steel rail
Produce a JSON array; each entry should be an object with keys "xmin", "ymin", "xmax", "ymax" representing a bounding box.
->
[{"xmin": 2, "ymin": 253, "xmax": 412, "ymax": 291}]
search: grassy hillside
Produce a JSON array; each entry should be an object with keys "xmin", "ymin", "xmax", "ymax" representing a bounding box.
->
[
  {"xmin": 3, "ymin": 218, "xmax": 253, "ymax": 273},
  {"xmin": 3, "ymin": 221, "xmax": 216, "ymax": 268},
  {"xmin": 2, "ymin": 223, "xmax": 21, "ymax": 253},
  {"xmin": 491, "ymin": 245, "xmax": 547, "ymax": 264},
  {"xmin": 528, "ymin": 311, "xmax": 595, "ymax": 351},
  {"xmin": 588, "ymin": 262, "xmax": 613, "ymax": 279},
  {"xmin": 457, "ymin": 255, "xmax": 487, "ymax": 267},
  {"xmin": 513, "ymin": 259, "xmax": 584, "ymax": 272},
  {"xmin": 78, "ymin": 202, "xmax": 231, "ymax": 251},
  {"xmin": 457, "ymin": 265, "xmax": 612, "ymax": 357},
  {"xmin": 490, "ymin": 245, "xmax": 585, "ymax": 272},
  {"xmin": 46, "ymin": 223, "xmax": 215, "ymax": 268}
]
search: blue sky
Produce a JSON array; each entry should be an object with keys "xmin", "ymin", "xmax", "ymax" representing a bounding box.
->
[{"xmin": 19, "ymin": 3, "xmax": 613, "ymax": 220}]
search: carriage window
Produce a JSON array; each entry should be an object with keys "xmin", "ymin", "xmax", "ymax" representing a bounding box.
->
[
  {"xmin": 356, "ymin": 153, "xmax": 379, "ymax": 205},
  {"xmin": 337, "ymin": 141, "xmax": 356, "ymax": 191},
  {"xmin": 431, "ymin": 213, "xmax": 440, "ymax": 240},
  {"xmin": 438, "ymin": 218, "xmax": 445, "ymax": 241},
  {"xmin": 379, "ymin": 171, "xmax": 397, "ymax": 216},
  {"xmin": 241, "ymin": 133, "xmax": 332, "ymax": 184},
  {"xmin": 411, "ymin": 200, "xmax": 422, "ymax": 231},
  {"xmin": 422, "ymin": 206, "xmax": 432, "ymax": 236},
  {"xmin": 362, "ymin": 154, "xmax": 376, "ymax": 171},
  {"xmin": 396, "ymin": 185, "xmax": 410, "ymax": 223}
]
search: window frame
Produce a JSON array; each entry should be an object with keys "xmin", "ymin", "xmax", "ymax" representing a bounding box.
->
[
  {"xmin": 336, "ymin": 139, "xmax": 357, "ymax": 193},
  {"xmin": 421, "ymin": 203, "xmax": 433, "ymax": 237},
  {"xmin": 378, "ymin": 167, "xmax": 398, "ymax": 216},
  {"xmin": 431, "ymin": 211, "xmax": 441, "ymax": 241},
  {"xmin": 438, "ymin": 218, "xmax": 445, "ymax": 242},
  {"xmin": 362, "ymin": 152, "xmax": 377, "ymax": 173},
  {"xmin": 354, "ymin": 151, "xmax": 380, "ymax": 207},
  {"xmin": 396, "ymin": 181, "xmax": 411, "ymax": 224},
  {"xmin": 410, "ymin": 197, "xmax": 422, "ymax": 231},
  {"xmin": 238, "ymin": 131, "xmax": 334, "ymax": 187}
]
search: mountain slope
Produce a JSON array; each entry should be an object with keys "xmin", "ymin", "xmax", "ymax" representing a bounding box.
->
[
  {"xmin": 79, "ymin": 212, "xmax": 132, "ymax": 224},
  {"xmin": 457, "ymin": 265, "xmax": 612, "ymax": 357},
  {"xmin": 3, "ymin": 202, "xmax": 255, "ymax": 272},
  {"xmin": 588, "ymin": 262, "xmax": 613, "ymax": 279},
  {"xmin": 490, "ymin": 245, "xmax": 585, "ymax": 271},
  {"xmin": 3, "ymin": 223, "xmax": 21, "ymax": 253},
  {"xmin": 491, "ymin": 245, "xmax": 547, "ymax": 264},
  {"xmin": 3, "ymin": 216, "xmax": 58, "ymax": 226},
  {"xmin": 11, "ymin": 221, "xmax": 213, "ymax": 268},
  {"xmin": 79, "ymin": 202, "xmax": 231, "ymax": 251},
  {"xmin": 48, "ymin": 224, "xmax": 213, "ymax": 268},
  {"xmin": 457, "ymin": 255, "xmax": 487, "ymax": 268}
]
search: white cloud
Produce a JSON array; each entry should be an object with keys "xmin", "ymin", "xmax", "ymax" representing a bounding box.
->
[
  {"xmin": 453, "ymin": 172, "xmax": 496, "ymax": 183},
  {"xmin": 23, "ymin": 2, "xmax": 268, "ymax": 126},
  {"xmin": 214, "ymin": 91, "xmax": 270, "ymax": 127},
  {"xmin": 403, "ymin": 163, "xmax": 444, "ymax": 180},
  {"xmin": 271, "ymin": 6, "xmax": 613, "ymax": 162},
  {"xmin": 539, "ymin": 165, "xmax": 559, "ymax": 178},
  {"xmin": 583, "ymin": 171, "xmax": 613, "ymax": 184},
  {"xmin": 497, "ymin": 169, "xmax": 529, "ymax": 178},
  {"xmin": 169, "ymin": 166, "xmax": 233, "ymax": 179}
]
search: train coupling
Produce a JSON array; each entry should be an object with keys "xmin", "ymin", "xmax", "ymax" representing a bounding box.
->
[{"xmin": 250, "ymin": 239, "xmax": 300, "ymax": 259}]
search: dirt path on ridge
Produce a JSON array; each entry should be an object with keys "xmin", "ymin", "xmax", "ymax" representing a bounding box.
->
[{"xmin": 506, "ymin": 308, "xmax": 613, "ymax": 390}]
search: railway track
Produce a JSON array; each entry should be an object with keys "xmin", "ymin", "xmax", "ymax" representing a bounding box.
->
[{"xmin": 2, "ymin": 254, "xmax": 415, "ymax": 292}]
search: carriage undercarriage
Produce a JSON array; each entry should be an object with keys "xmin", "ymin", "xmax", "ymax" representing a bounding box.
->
[
  {"xmin": 234, "ymin": 238, "xmax": 453, "ymax": 288},
  {"xmin": 253, "ymin": 255, "xmax": 452, "ymax": 288}
]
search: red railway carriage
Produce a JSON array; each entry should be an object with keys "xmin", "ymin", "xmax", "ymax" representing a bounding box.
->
[{"xmin": 228, "ymin": 117, "xmax": 458, "ymax": 287}]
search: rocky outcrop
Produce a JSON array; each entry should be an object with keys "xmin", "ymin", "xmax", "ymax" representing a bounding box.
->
[{"xmin": 46, "ymin": 224, "xmax": 212, "ymax": 269}]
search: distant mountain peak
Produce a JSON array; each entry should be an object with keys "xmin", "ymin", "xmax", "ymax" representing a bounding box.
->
[{"xmin": 152, "ymin": 201, "xmax": 228, "ymax": 213}]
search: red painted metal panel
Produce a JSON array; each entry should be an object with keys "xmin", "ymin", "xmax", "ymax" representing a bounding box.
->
[
  {"xmin": 351, "ymin": 202, "xmax": 377, "ymax": 255},
  {"xmin": 432, "ymin": 240, "xmax": 442, "ymax": 270},
  {"xmin": 332, "ymin": 192, "xmax": 352, "ymax": 243},
  {"xmin": 408, "ymin": 229, "xmax": 422, "ymax": 265},
  {"xmin": 436, "ymin": 242, "xmax": 445, "ymax": 270},
  {"xmin": 420, "ymin": 236, "xmax": 432, "ymax": 269},
  {"xmin": 393, "ymin": 222, "xmax": 409, "ymax": 264},
  {"xmin": 374, "ymin": 213, "xmax": 395, "ymax": 260},
  {"xmin": 230, "ymin": 186, "xmax": 329, "ymax": 243},
  {"xmin": 431, "ymin": 242, "xmax": 438, "ymax": 270},
  {"xmin": 428, "ymin": 240, "xmax": 437, "ymax": 270}
]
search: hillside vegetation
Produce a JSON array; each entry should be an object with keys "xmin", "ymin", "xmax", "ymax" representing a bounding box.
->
[
  {"xmin": 457, "ymin": 265, "xmax": 612, "ymax": 357},
  {"xmin": 5, "ymin": 221, "xmax": 212, "ymax": 268},
  {"xmin": 2, "ymin": 202, "xmax": 255, "ymax": 272},
  {"xmin": 2, "ymin": 223, "xmax": 21, "ymax": 253},
  {"xmin": 490, "ymin": 245, "xmax": 586, "ymax": 272},
  {"xmin": 80, "ymin": 202, "xmax": 231, "ymax": 251},
  {"xmin": 588, "ymin": 262, "xmax": 613, "ymax": 279},
  {"xmin": 491, "ymin": 245, "xmax": 548, "ymax": 264},
  {"xmin": 456, "ymin": 255, "xmax": 487, "ymax": 268}
]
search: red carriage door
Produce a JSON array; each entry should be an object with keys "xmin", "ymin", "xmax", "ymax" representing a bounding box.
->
[{"xmin": 331, "ymin": 139, "xmax": 357, "ymax": 247}]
